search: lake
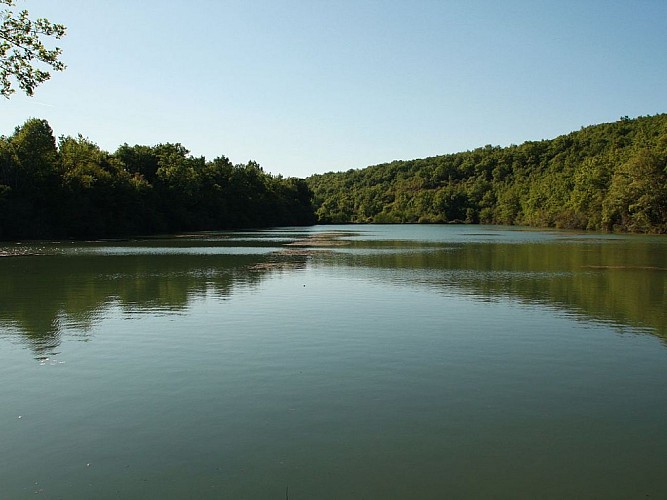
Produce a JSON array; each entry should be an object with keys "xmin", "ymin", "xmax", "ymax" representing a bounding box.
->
[{"xmin": 1, "ymin": 224, "xmax": 666, "ymax": 499}]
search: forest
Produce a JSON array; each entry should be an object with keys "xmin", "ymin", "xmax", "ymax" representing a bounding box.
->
[
  {"xmin": 2, "ymin": 114, "xmax": 667, "ymax": 240},
  {"xmin": 0, "ymin": 119, "xmax": 315, "ymax": 240},
  {"xmin": 308, "ymin": 114, "xmax": 667, "ymax": 233}
]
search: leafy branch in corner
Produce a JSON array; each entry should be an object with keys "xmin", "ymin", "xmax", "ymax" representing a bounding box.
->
[{"xmin": 0, "ymin": 0, "xmax": 66, "ymax": 97}]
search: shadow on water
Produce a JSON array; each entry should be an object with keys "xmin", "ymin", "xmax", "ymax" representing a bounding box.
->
[{"xmin": 1, "ymin": 227, "xmax": 665, "ymax": 356}]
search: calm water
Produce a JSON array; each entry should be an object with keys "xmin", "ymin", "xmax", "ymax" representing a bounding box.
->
[{"xmin": 1, "ymin": 225, "xmax": 666, "ymax": 499}]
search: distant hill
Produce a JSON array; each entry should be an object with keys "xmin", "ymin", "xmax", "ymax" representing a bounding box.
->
[{"xmin": 307, "ymin": 114, "xmax": 667, "ymax": 233}]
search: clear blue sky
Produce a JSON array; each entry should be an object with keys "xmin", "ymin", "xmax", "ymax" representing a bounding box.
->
[{"xmin": 1, "ymin": 0, "xmax": 665, "ymax": 178}]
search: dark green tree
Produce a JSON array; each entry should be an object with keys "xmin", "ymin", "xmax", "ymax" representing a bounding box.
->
[
  {"xmin": 114, "ymin": 144, "xmax": 160, "ymax": 182},
  {"xmin": 1, "ymin": 118, "xmax": 60, "ymax": 236}
]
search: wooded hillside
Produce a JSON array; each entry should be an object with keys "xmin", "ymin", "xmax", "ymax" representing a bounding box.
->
[{"xmin": 308, "ymin": 114, "xmax": 667, "ymax": 233}]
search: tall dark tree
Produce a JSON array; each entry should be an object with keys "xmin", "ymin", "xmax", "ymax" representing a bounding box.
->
[{"xmin": 1, "ymin": 118, "xmax": 60, "ymax": 237}]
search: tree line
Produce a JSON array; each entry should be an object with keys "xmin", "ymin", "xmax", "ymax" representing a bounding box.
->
[
  {"xmin": 2, "ymin": 114, "xmax": 666, "ymax": 240},
  {"xmin": 308, "ymin": 114, "xmax": 667, "ymax": 233},
  {"xmin": 0, "ymin": 118, "xmax": 315, "ymax": 240}
]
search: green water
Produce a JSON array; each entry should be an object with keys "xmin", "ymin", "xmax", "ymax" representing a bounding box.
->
[{"xmin": 1, "ymin": 225, "xmax": 666, "ymax": 499}]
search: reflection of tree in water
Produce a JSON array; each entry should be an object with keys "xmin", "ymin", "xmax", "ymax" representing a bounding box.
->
[
  {"xmin": 0, "ymin": 251, "xmax": 310, "ymax": 357},
  {"xmin": 323, "ymin": 239, "xmax": 667, "ymax": 341},
  {"xmin": 2, "ymin": 233, "xmax": 665, "ymax": 357}
]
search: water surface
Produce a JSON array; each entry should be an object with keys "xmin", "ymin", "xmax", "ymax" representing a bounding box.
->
[{"xmin": 1, "ymin": 225, "xmax": 666, "ymax": 498}]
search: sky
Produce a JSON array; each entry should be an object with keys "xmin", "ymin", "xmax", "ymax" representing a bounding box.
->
[{"xmin": 1, "ymin": 0, "xmax": 665, "ymax": 178}]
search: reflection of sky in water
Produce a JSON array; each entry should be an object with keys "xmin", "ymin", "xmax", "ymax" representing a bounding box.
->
[
  {"xmin": 319, "ymin": 223, "xmax": 649, "ymax": 245},
  {"xmin": 76, "ymin": 246, "xmax": 276, "ymax": 256},
  {"xmin": 342, "ymin": 226, "xmax": 519, "ymax": 243}
]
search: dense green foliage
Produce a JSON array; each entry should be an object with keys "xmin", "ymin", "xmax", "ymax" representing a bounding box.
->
[
  {"xmin": 308, "ymin": 114, "xmax": 667, "ymax": 233},
  {"xmin": 0, "ymin": 119, "xmax": 315, "ymax": 239},
  {"xmin": 3, "ymin": 114, "xmax": 666, "ymax": 240}
]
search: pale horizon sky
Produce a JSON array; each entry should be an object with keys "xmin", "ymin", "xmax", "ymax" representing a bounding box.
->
[{"xmin": 1, "ymin": 0, "xmax": 665, "ymax": 178}]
